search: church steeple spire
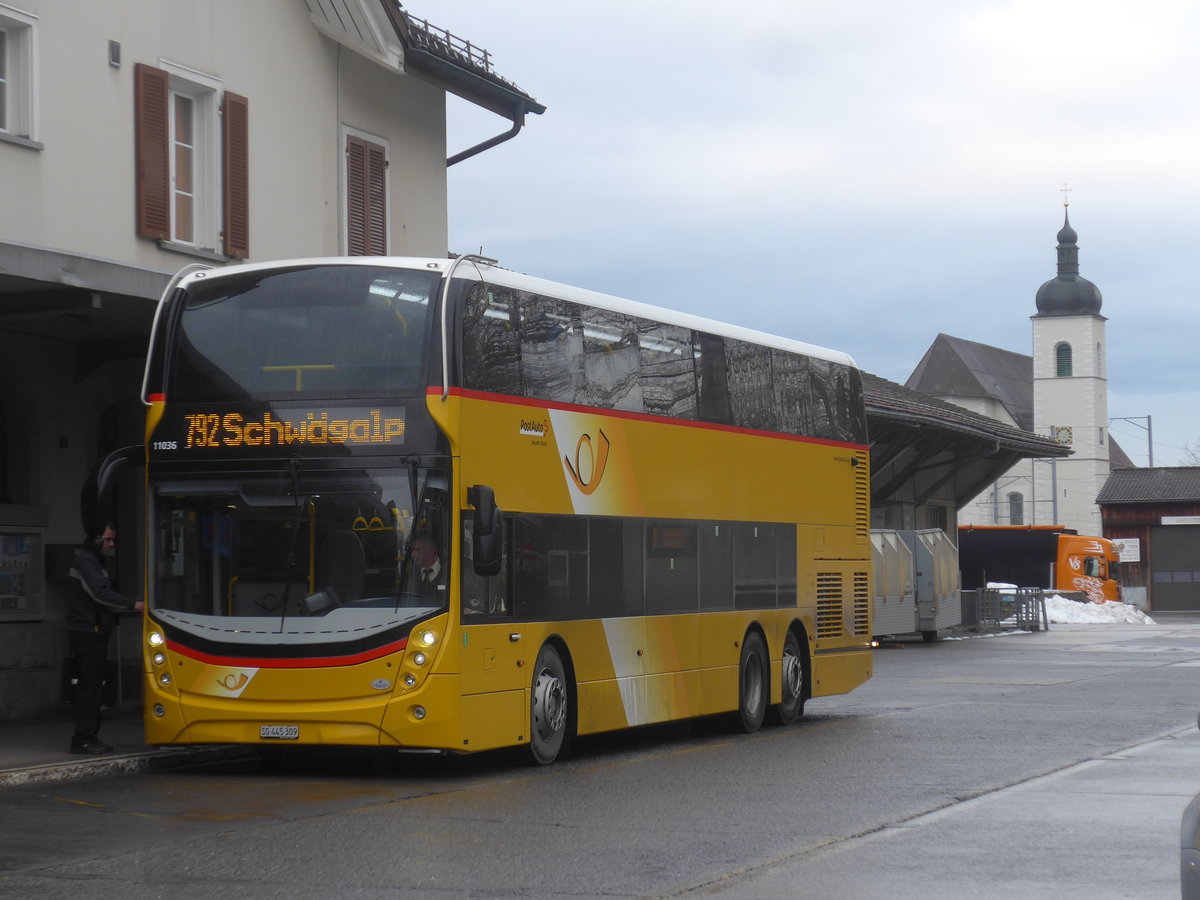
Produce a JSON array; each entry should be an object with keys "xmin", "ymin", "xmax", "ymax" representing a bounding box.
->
[
  {"xmin": 1055, "ymin": 209, "xmax": 1080, "ymax": 277},
  {"xmin": 1034, "ymin": 196, "xmax": 1102, "ymax": 317}
]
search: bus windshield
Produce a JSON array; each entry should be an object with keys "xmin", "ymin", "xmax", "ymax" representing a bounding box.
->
[
  {"xmin": 170, "ymin": 264, "xmax": 439, "ymax": 401},
  {"xmin": 151, "ymin": 465, "xmax": 450, "ymax": 646}
]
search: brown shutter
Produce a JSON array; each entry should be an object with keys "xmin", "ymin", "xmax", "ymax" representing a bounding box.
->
[
  {"xmin": 365, "ymin": 141, "xmax": 387, "ymax": 255},
  {"xmin": 346, "ymin": 135, "xmax": 367, "ymax": 256},
  {"xmin": 346, "ymin": 134, "xmax": 387, "ymax": 255},
  {"xmin": 135, "ymin": 63, "xmax": 170, "ymax": 241},
  {"xmin": 222, "ymin": 91, "xmax": 250, "ymax": 259}
]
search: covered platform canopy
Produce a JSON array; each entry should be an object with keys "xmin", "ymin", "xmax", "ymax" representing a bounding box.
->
[{"xmin": 863, "ymin": 371, "xmax": 1069, "ymax": 522}]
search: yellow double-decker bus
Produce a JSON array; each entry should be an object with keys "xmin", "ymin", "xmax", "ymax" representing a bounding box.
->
[{"xmin": 125, "ymin": 255, "xmax": 872, "ymax": 764}]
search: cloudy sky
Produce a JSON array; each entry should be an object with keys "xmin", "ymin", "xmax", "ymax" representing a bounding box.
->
[{"xmin": 427, "ymin": 0, "xmax": 1197, "ymax": 465}]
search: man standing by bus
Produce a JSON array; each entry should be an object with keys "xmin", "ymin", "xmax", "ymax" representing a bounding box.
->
[{"xmin": 67, "ymin": 524, "xmax": 142, "ymax": 755}]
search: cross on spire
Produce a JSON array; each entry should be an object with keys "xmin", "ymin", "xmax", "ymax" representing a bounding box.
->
[{"xmin": 1060, "ymin": 182, "xmax": 1071, "ymax": 207}]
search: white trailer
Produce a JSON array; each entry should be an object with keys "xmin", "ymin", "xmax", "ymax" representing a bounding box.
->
[{"xmin": 871, "ymin": 529, "xmax": 961, "ymax": 641}]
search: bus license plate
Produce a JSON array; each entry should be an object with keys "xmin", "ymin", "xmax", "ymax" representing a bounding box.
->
[{"xmin": 260, "ymin": 725, "xmax": 299, "ymax": 740}]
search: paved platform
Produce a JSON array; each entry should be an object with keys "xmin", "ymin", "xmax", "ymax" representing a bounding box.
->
[
  {"xmin": 0, "ymin": 707, "xmax": 253, "ymax": 788},
  {"xmin": 6, "ymin": 612, "xmax": 1199, "ymax": 792},
  {"xmin": 700, "ymin": 723, "xmax": 1200, "ymax": 898}
]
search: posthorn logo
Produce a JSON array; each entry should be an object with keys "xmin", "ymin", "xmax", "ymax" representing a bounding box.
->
[{"xmin": 564, "ymin": 429, "xmax": 611, "ymax": 496}]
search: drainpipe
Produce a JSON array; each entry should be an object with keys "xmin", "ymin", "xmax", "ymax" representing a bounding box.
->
[{"xmin": 447, "ymin": 112, "xmax": 525, "ymax": 167}]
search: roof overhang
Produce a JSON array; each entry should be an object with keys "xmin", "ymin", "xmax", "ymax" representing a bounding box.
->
[
  {"xmin": 400, "ymin": 42, "xmax": 546, "ymax": 119},
  {"xmin": 305, "ymin": 1, "xmax": 545, "ymax": 121},
  {"xmin": 864, "ymin": 372, "xmax": 1070, "ymax": 510},
  {"xmin": 0, "ymin": 241, "xmax": 171, "ymax": 378},
  {"xmin": 305, "ymin": 0, "xmax": 406, "ymax": 73}
]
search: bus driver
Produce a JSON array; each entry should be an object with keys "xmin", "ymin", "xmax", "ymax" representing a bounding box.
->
[{"xmin": 411, "ymin": 533, "xmax": 443, "ymax": 601}]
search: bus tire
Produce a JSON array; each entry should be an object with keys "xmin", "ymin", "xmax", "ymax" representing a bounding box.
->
[
  {"xmin": 529, "ymin": 643, "xmax": 569, "ymax": 765},
  {"xmin": 737, "ymin": 630, "xmax": 768, "ymax": 733},
  {"xmin": 773, "ymin": 629, "xmax": 807, "ymax": 726}
]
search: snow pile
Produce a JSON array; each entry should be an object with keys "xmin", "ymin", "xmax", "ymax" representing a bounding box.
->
[
  {"xmin": 985, "ymin": 582, "xmax": 1155, "ymax": 625},
  {"xmin": 1043, "ymin": 594, "xmax": 1156, "ymax": 625}
]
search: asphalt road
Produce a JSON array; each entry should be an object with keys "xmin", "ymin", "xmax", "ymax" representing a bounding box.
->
[{"xmin": 2, "ymin": 620, "xmax": 1198, "ymax": 899}]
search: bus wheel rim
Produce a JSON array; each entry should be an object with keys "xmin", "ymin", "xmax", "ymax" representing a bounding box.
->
[
  {"xmin": 534, "ymin": 668, "xmax": 566, "ymax": 738},
  {"xmin": 782, "ymin": 650, "xmax": 802, "ymax": 700}
]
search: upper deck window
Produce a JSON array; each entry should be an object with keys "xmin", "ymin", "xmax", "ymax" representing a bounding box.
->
[
  {"xmin": 170, "ymin": 265, "xmax": 438, "ymax": 401},
  {"xmin": 459, "ymin": 282, "xmax": 867, "ymax": 444}
]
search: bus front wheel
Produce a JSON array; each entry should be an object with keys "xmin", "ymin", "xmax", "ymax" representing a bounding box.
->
[
  {"xmin": 529, "ymin": 643, "xmax": 568, "ymax": 765},
  {"xmin": 773, "ymin": 629, "xmax": 807, "ymax": 726},
  {"xmin": 737, "ymin": 631, "xmax": 768, "ymax": 733}
]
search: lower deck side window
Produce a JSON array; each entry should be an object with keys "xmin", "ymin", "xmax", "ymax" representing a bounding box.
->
[{"xmin": 462, "ymin": 513, "xmax": 801, "ymax": 622}]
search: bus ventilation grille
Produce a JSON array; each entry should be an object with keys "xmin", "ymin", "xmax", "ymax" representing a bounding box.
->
[
  {"xmin": 816, "ymin": 573, "xmax": 843, "ymax": 639},
  {"xmin": 855, "ymin": 455, "xmax": 869, "ymax": 541},
  {"xmin": 852, "ymin": 570, "xmax": 870, "ymax": 636}
]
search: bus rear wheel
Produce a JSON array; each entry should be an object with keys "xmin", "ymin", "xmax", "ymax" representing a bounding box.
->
[
  {"xmin": 529, "ymin": 643, "xmax": 568, "ymax": 765},
  {"xmin": 737, "ymin": 631, "xmax": 768, "ymax": 733},
  {"xmin": 773, "ymin": 629, "xmax": 807, "ymax": 726}
]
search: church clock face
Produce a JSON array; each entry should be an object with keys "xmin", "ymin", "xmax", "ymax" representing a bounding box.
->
[{"xmin": 1053, "ymin": 425, "xmax": 1073, "ymax": 445}]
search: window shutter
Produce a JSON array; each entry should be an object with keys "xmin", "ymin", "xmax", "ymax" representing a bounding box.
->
[
  {"xmin": 346, "ymin": 136, "xmax": 367, "ymax": 255},
  {"xmin": 365, "ymin": 141, "xmax": 387, "ymax": 255},
  {"xmin": 135, "ymin": 63, "xmax": 170, "ymax": 241},
  {"xmin": 222, "ymin": 91, "xmax": 249, "ymax": 259},
  {"xmin": 346, "ymin": 134, "xmax": 387, "ymax": 256}
]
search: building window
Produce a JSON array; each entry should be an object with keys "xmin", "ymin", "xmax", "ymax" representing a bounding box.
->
[
  {"xmin": 135, "ymin": 62, "xmax": 249, "ymax": 258},
  {"xmin": 0, "ymin": 5, "xmax": 36, "ymax": 141},
  {"xmin": 1007, "ymin": 492, "xmax": 1024, "ymax": 526},
  {"xmin": 1055, "ymin": 342, "xmax": 1072, "ymax": 377},
  {"xmin": 344, "ymin": 128, "xmax": 388, "ymax": 256},
  {"xmin": 171, "ymin": 93, "xmax": 196, "ymax": 243}
]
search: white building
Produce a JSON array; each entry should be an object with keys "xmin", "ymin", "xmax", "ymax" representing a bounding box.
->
[
  {"xmin": 1029, "ymin": 210, "xmax": 1109, "ymax": 534},
  {"xmin": 906, "ymin": 208, "xmax": 1129, "ymax": 535},
  {"xmin": 0, "ymin": 0, "xmax": 542, "ymax": 721}
]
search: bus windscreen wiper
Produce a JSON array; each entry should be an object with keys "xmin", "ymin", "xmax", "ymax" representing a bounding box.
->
[
  {"xmin": 392, "ymin": 456, "xmax": 423, "ymax": 611},
  {"xmin": 277, "ymin": 457, "xmax": 311, "ymax": 629}
]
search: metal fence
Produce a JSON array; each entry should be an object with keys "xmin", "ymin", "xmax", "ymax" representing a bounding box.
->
[{"xmin": 962, "ymin": 587, "xmax": 1049, "ymax": 633}]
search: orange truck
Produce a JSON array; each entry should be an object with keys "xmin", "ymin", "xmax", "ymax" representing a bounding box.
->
[{"xmin": 958, "ymin": 525, "xmax": 1122, "ymax": 604}]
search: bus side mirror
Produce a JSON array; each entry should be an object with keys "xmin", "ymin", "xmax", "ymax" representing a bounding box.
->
[
  {"xmin": 467, "ymin": 484, "xmax": 503, "ymax": 577},
  {"xmin": 81, "ymin": 445, "xmax": 146, "ymax": 538}
]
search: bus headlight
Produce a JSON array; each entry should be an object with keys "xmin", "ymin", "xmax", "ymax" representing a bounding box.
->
[
  {"xmin": 404, "ymin": 673, "xmax": 417, "ymax": 687},
  {"xmin": 412, "ymin": 652, "xmax": 427, "ymax": 667},
  {"xmin": 419, "ymin": 630, "xmax": 437, "ymax": 647},
  {"xmin": 152, "ymin": 704, "xmax": 165, "ymax": 717},
  {"xmin": 152, "ymin": 652, "xmax": 166, "ymax": 666},
  {"xmin": 159, "ymin": 673, "xmax": 172, "ymax": 686},
  {"xmin": 148, "ymin": 631, "xmax": 164, "ymax": 648},
  {"xmin": 412, "ymin": 706, "xmax": 427, "ymax": 720}
]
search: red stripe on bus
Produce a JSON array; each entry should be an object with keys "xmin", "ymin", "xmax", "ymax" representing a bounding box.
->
[
  {"xmin": 431, "ymin": 385, "xmax": 869, "ymax": 451},
  {"xmin": 166, "ymin": 637, "xmax": 409, "ymax": 668}
]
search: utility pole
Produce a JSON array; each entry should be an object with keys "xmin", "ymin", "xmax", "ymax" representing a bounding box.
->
[{"xmin": 1109, "ymin": 415, "xmax": 1153, "ymax": 467}]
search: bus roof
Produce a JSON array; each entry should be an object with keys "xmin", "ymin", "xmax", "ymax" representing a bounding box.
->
[{"xmin": 176, "ymin": 256, "xmax": 859, "ymax": 370}]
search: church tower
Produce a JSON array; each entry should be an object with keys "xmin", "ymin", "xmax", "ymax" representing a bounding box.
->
[{"xmin": 1031, "ymin": 202, "xmax": 1108, "ymax": 534}]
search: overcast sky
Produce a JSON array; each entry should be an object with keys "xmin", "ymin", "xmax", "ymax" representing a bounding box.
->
[{"xmin": 427, "ymin": 0, "xmax": 1197, "ymax": 466}]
